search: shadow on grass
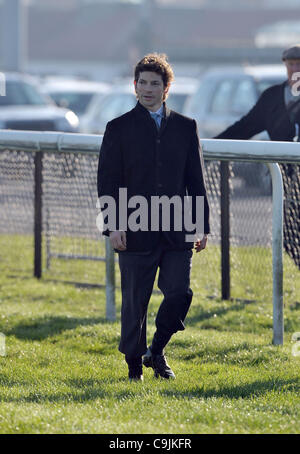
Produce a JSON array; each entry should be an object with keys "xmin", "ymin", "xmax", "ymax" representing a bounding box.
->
[
  {"xmin": 177, "ymin": 342, "xmax": 254, "ymax": 361},
  {"xmin": 1, "ymin": 376, "xmax": 298, "ymax": 404},
  {"xmin": 170, "ymin": 340, "xmax": 283, "ymax": 366},
  {"xmin": 1, "ymin": 389, "xmax": 108, "ymax": 403},
  {"xmin": 6, "ymin": 275, "xmax": 107, "ymax": 289},
  {"xmin": 43, "ymin": 279, "xmax": 106, "ymax": 289},
  {"xmin": 186, "ymin": 299, "xmax": 256, "ymax": 327},
  {"xmin": 5, "ymin": 315, "xmax": 113, "ymax": 341},
  {"xmin": 160, "ymin": 378, "xmax": 300, "ymax": 400},
  {"xmin": 0, "ymin": 377, "xmax": 134, "ymax": 403},
  {"xmin": 0, "ymin": 377, "xmax": 117, "ymax": 403}
]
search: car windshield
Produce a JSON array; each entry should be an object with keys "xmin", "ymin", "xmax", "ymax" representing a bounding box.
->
[
  {"xmin": 95, "ymin": 93, "xmax": 136, "ymax": 123},
  {"xmin": 0, "ymin": 80, "xmax": 48, "ymax": 106},
  {"xmin": 49, "ymin": 92, "xmax": 94, "ymax": 115},
  {"xmin": 256, "ymin": 78, "xmax": 286, "ymax": 95},
  {"xmin": 167, "ymin": 93, "xmax": 189, "ymax": 113},
  {"xmin": 93, "ymin": 91, "xmax": 190, "ymax": 122}
]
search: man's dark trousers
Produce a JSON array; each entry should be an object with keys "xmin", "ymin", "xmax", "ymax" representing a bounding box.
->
[{"xmin": 118, "ymin": 237, "xmax": 193, "ymax": 359}]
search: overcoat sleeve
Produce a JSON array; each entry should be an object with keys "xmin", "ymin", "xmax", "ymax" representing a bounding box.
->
[
  {"xmin": 185, "ymin": 120, "xmax": 210, "ymax": 234},
  {"xmin": 97, "ymin": 121, "xmax": 123, "ymax": 235},
  {"xmin": 215, "ymin": 91, "xmax": 268, "ymax": 140}
]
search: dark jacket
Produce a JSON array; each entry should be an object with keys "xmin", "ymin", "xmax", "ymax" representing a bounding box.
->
[
  {"xmin": 216, "ymin": 81, "xmax": 300, "ymax": 141},
  {"xmin": 97, "ymin": 101, "xmax": 210, "ymax": 252},
  {"xmin": 215, "ymin": 80, "xmax": 300, "ymax": 269}
]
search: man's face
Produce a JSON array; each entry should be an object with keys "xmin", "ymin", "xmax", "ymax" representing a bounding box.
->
[
  {"xmin": 285, "ymin": 59, "xmax": 300, "ymax": 86},
  {"xmin": 135, "ymin": 71, "xmax": 169, "ymax": 112}
]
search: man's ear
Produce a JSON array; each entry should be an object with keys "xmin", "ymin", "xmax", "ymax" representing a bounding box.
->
[{"xmin": 164, "ymin": 83, "xmax": 170, "ymax": 96}]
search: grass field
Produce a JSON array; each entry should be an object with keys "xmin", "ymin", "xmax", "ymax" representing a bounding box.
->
[{"xmin": 0, "ymin": 234, "xmax": 299, "ymax": 434}]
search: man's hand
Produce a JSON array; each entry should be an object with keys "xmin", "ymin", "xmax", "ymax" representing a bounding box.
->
[
  {"xmin": 109, "ymin": 231, "xmax": 127, "ymax": 251},
  {"xmin": 194, "ymin": 234, "xmax": 208, "ymax": 253}
]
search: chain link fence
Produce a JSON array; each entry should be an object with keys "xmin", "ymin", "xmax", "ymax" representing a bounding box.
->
[
  {"xmin": 0, "ymin": 144, "xmax": 299, "ymax": 304},
  {"xmin": 280, "ymin": 163, "xmax": 300, "ymax": 269}
]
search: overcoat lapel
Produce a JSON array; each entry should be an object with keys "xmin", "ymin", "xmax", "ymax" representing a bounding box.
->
[
  {"xmin": 133, "ymin": 101, "xmax": 157, "ymax": 138},
  {"xmin": 158, "ymin": 105, "xmax": 174, "ymax": 138},
  {"xmin": 133, "ymin": 101, "xmax": 174, "ymax": 138}
]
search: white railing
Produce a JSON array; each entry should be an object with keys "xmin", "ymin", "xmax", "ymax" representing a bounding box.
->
[{"xmin": 1, "ymin": 130, "xmax": 300, "ymax": 345}]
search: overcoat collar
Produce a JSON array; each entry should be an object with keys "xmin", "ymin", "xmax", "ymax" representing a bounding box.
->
[{"xmin": 133, "ymin": 101, "xmax": 173, "ymax": 137}]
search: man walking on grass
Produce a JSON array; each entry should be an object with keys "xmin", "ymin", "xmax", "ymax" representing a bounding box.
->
[{"xmin": 97, "ymin": 53, "xmax": 210, "ymax": 381}]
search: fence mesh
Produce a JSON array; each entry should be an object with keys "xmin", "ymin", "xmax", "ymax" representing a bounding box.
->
[
  {"xmin": 42, "ymin": 151, "xmax": 106, "ymax": 286},
  {"xmin": 280, "ymin": 163, "xmax": 300, "ymax": 269},
  {"xmin": 0, "ymin": 150, "xmax": 34, "ymax": 236},
  {"xmin": 0, "ymin": 149, "xmax": 299, "ymax": 302}
]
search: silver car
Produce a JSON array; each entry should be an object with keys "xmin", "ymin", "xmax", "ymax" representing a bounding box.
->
[
  {"xmin": 80, "ymin": 77, "xmax": 199, "ymax": 134},
  {"xmin": 0, "ymin": 73, "xmax": 79, "ymax": 132},
  {"xmin": 184, "ymin": 65, "xmax": 287, "ymax": 191},
  {"xmin": 184, "ymin": 65, "xmax": 286, "ymax": 138},
  {"xmin": 40, "ymin": 77, "xmax": 111, "ymax": 122}
]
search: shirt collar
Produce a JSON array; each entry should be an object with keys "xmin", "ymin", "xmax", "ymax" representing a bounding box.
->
[{"xmin": 148, "ymin": 104, "xmax": 164, "ymax": 117}]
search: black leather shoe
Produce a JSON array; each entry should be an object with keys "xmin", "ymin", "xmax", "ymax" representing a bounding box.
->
[
  {"xmin": 143, "ymin": 347, "xmax": 175, "ymax": 379},
  {"xmin": 128, "ymin": 371, "xmax": 144, "ymax": 382},
  {"xmin": 126, "ymin": 357, "xmax": 144, "ymax": 382}
]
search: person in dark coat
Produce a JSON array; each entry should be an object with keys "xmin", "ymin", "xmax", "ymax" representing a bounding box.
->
[
  {"xmin": 216, "ymin": 44, "xmax": 300, "ymax": 269},
  {"xmin": 97, "ymin": 53, "xmax": 210, "ymax": 381}
]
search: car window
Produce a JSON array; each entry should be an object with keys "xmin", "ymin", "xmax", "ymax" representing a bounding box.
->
[
  {"xmin": 209, "ymin": 79, "xmax": 236, "ymax": 114},
  {"xmin": 256, "ymin": 78, "xmax": 285, "ymax": 95},
  {"xmin": 0, "ymin": 80, "xmax": 48, "ymax": 106},
  {"xmin": 94, "ymin": 93, "xmax": 136, "ymax": 122},
  {"xmin": 49, "ymin": 92, "xmax": 94, "ymax": 115},
  {"xmin": 85, "ymin": 93, "xmax": 106, "ymax": 118},
  {"xmin": 167, "ymin": 93, "xmax": 189, "ymax": 113},
  {"xmin": 231, "ymin": 79, "xmax": 257, "ymax": 114},
  {"xmin": 184, "ymin": 78, "xmax": 215, "ymax": 117}
]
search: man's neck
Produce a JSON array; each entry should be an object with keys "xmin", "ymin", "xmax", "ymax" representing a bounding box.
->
[{"xmin": 147, "ymin": 103, "xmax": 163, "ymax": 113}]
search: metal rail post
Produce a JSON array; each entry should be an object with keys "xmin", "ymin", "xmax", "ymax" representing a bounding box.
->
[
  {"xmin": 34, "ymin": 151, "xmax": 43, "ymax": 279},
  {"xmin": 220, "ymin": 161, "xmax": 230, "ymax": 300},
  {"xmin": 267, "ymin": 163, "xmax": 284, "ymax": 345}
]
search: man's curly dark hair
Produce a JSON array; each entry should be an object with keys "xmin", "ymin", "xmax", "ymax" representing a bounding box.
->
[{"xmin": 134, "ymin": 53, "xmax": 174, "ymax": 100}]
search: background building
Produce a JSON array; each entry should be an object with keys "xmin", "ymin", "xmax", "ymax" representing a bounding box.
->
[{"xmin": 1, "ymin": 0, "xmax": 300, "ymax": 80}]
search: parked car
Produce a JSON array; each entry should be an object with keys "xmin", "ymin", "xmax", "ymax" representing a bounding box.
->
[
  {"xmin": 40, "ymin": 77, "xmax": 111, "ymax": 121},
  {"xmin": 183, "ymin": 65, "xmax": 287, "ymax": 191},
  {"xmin": 80, "ymin": 77, "xmax": 198, "ymax": 134},
  {"xmin": 0, "ymin": 73, "xmax": 79, "ymax": 132}
]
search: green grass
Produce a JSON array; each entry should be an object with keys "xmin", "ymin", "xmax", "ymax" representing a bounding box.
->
[{"xmin": 0, "ymin": 234, "xmax": 299, "ymax": 434}]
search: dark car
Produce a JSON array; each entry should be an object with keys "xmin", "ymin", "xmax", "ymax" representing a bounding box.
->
[{"xmin": 0, "ymin": 73, "xmax": 79, "ymax": 132}]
